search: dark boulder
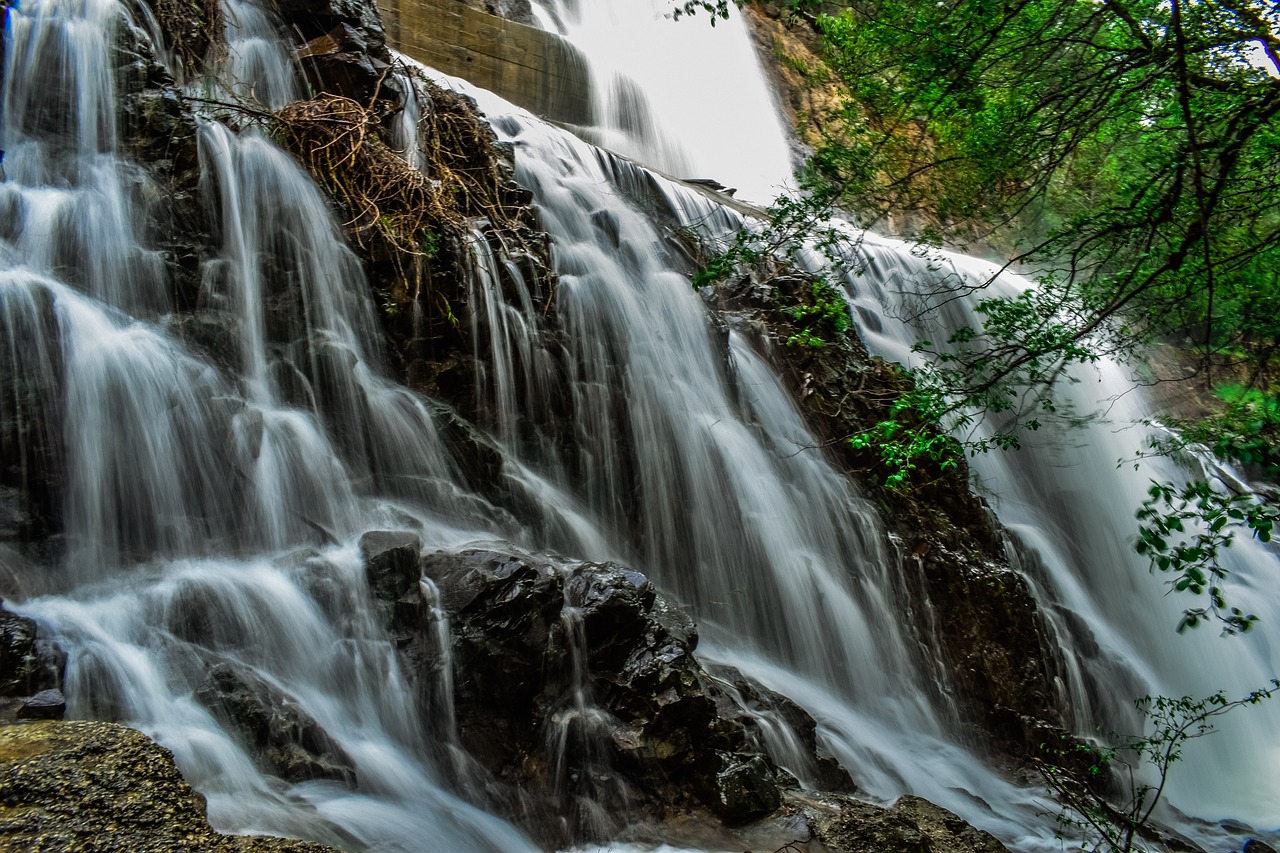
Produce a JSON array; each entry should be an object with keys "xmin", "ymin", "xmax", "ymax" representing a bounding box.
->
[
  {"xmin": 295, "ymin": 23, "xmax": 394, "ymax": 104},
  {"xmin": 424, "ymin": 548, "xmax": 562, "ymax": 716},
  {"xmin": 359, "ymin": 530, "xmax": 432, "ymax": 666},
  {"xmin": 705, "ymin": 751, "xmax": 782, "ymax": 823},
  {"xmin": 0, "ymin": 603, "xmax": 63, "ymax": 698},
  {"xmin": 272, "ymin": 0, "xmax": 389, "ymax": 62},
  {"xmin": 194, "ymin": 662, "xmax": 355, "ymax": 784},
  {"xmin": 0, "ymin": 606, "xmax": 41, "ymax": 696},
  {"xmin": 17, "ymin": 688, "xmax": 66, "ymax": 720},
  {"xmin": 396, "ymin": 548, "xmax": 798, "ymax": 844},
  {"xmin": 360, "ymin": 529, "xmax": 422, "ymax": 603}
]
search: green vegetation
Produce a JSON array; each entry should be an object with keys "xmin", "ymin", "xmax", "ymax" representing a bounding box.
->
[
  {"xmin": 848, "ymin": 389, "xmax": 962, "ymax": 490},
  {"xmin": 1035, "ymin": 682, "xmax": 1279, "ymax": 852},
  {"xmin": 1135, "ymin": 479, "xmax": 1277, "ymax": 633},
  {"xmin": 784, "ymin": 279, "xmax": 851, "ymax": 347},
  {"xmin": 748, "ymin": 0, "xmax": 1280, "ymax": 412},
  {"xmin": 692, "ymin": 0, "xmax": 1280, "ymax": 629}
]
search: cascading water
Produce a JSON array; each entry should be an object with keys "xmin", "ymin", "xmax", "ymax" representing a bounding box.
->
[
  {"xmin": 447, "ymin": 0, "xmax": 1280, "ymax": 843},
  {"xmin": 3, "ymin": 0, "xmax": 1277, "ymax": 849},
  {"xmin": 2, "ymin": 0, "xmax": 538, "ymax": 848},
  {"xmin": 523, "ymin": 0, "xmax": 1280, "ymax": 837},
  {"xmin": 526, "ymin": 0, "xmax": 794, "ymax": 204},
  {"xmin": 826, "ymin": 237, "xmax": 1280, "ymax": 830}
]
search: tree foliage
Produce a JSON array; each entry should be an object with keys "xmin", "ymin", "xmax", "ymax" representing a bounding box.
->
[
  {"xmin": 802, "ymin": 0, "xmax": 1280, "ymax": 395},
  {"xmin": 685, "ymin": 0, "xmax": 1280, "ymax": 625}
]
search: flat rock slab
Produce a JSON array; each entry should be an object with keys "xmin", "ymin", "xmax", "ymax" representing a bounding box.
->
[
  {"xmin": 16, "ymin": 689, "xmax": 65, "ymax": 720},
  {"xmin": 0, "ymin": 720, "xmax": 340, "ymax": 852},
  {"xmin": 795, "ymin": 791, "xmax": 1010, "ymax": 853}
]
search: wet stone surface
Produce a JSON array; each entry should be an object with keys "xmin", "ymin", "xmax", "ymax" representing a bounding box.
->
[{"xmin": 0, "ymin": 720, "xmax": 341, "ymax": 852}]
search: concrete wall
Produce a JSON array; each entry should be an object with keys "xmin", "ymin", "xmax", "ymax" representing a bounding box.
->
[{"xmin": 379, "ymin": 0, "xmax": 593, "ymax": 125}]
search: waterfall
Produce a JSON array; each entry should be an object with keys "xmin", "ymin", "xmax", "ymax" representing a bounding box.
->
[
  {"xmin": 829, "ymin": 235, "xmax": 1280, "ymax": 829},
  {"xmin": 451, "ymin": 92, "xmax": 1066, "ymax": 846},
  {"xmin": 2, "ymin": 0, "xmax": 536, "ymax": 847},
  {"xmin": 460, "ymin": 0, "xmax": 1280, "ymax": 841},
  {"xmin": 3, "ymin": 0, "xmax": 1277, "ymax": 849},
  {"xmin": 526, "ymin": 0, "xmax": 794, "ymax": 203}
]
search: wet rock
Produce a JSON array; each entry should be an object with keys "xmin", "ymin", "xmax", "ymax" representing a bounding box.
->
[
  {"xmin": 273, "ymin": 0, "xmax": 388, "ymax": 60},
  {"xmin": 425, "ymin": 548, "xmax": 562, "ymax": 711},
  {"xmin": 360, "ymin": 529, "xmax": 423, "ymax": 602},
  {"xmin": 295, "ymin": 23, "xmax": 393, "ymax": 103},
  {"xmin": 1246, "ymin": 841, "xmax": 1279, "ymax": 853},
  {"xmin": 908, "ymin": 545, "xmax": 1066, "ymax": 755},
  {"xmin": 399, "ymin": 549, "xmax": 808, "ymax": 843},
  {"xmin": 17, "ymin": 688, "xmax": 66, "ymax": 720},
  {"xmin": 798, "ymin": 792, "xmax": 1010, "ymax": 853},
  {"xmin": 0, "ymin": 606, "xmax": 40, "ymax": 695},
  {"xmin": 0, "ymin": 720, "xmax": 341, "ymax": 852},
  {"xmin": 165, "ymin": 310, "xmax": 245, "ymax": 376},
  {"xmin": 707, "ymin": 751, "xmax": 782, "ymax": 823},
  {"xmin": 892, "ymin": 796, "xmax": 1011, "ymax": 853},
  {"xmin": 194, "ymin": 663, "xmax": 354, "ymax": 784},
  {"xmin": 0, "ymin": 604, "xmax": 62, "ymax": 698},
  {"xmin": 708, "ymin": 663, "xmax": 855, "ymax": 794},
  {"xmin": 360, "ymin": 529, "xmax": 429, "ymax": 653},
  {"xmin": 564, "ymin": 564, "xmax": 655, "ymax": 668},
  {"xmin": 428, "ymin": 402, "xmax": 510, "ymax": 498}
]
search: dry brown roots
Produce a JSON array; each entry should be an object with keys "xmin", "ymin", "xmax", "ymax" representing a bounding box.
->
[
  {"xmin": 271, "ymin": 82, "xmax": 519, "ymax": 316},
  {"xmin": 280, "ymin": 86, "xmax": 510, "ymax": 235}
]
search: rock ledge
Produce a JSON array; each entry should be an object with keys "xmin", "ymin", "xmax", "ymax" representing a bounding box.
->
[{"xmin": 0, "ymin": 720, "xmax": 339, "ymax": 852}]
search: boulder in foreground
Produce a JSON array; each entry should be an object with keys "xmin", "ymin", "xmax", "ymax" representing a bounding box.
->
[{"xmin": 0, "ymin": 720, "xmax": 341, "ymax": 853}]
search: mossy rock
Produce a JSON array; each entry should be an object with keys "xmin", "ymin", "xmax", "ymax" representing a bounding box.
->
[{"xmin": 0, "ymin": 720, "xmax": 340, "ymax": 852}]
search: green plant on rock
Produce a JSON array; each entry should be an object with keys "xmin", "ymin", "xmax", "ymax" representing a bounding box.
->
[
  {"xmin": 1035, "ymin": 683, "xmax": 1279, "ymax": 852},
  {"xmin": 785, "ymin": 279, "xmax": 851, "ymax": 348},
  {"xmin": 849, "ymin": 387, "xmax": 963, "ymax": 491}
]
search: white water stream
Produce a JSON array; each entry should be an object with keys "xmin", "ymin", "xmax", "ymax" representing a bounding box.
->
[
  {"xmin": 1, "ymin": 0, "xmax": 1277, "ymax": 850},
  {"xmin": 528, "ymin": 0, "xmax": 794, "ymax": 204},
  {"xmin": 832, "ymin": 237, "xmax": 1280, "ymax": 832}
]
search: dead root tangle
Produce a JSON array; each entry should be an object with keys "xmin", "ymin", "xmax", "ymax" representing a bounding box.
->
[{"xmin": 272, "ymin": 81, "xmax": 517, "ymax": 316}]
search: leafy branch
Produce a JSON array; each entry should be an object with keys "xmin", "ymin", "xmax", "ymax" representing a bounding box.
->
[
  {"xmin": 1135, "ymin": 479, "xmax": 1276, "ymax": 634},
  {"xmin": 1035, "ymin": 682, "xmax": 1280, "ymax": 852}
]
